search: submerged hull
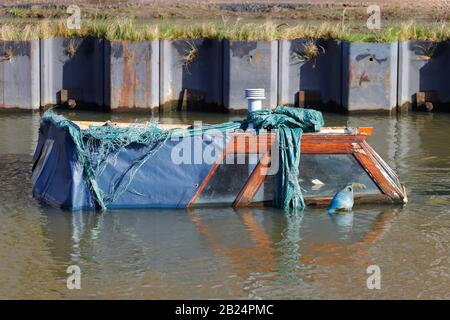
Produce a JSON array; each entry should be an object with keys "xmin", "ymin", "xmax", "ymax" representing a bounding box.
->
[{"xmin": 32, "ymin": 120, "xmax": 406, "ymax": 211}]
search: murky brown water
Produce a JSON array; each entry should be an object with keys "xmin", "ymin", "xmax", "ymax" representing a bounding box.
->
[{"xmin": 0, "ymin": 110, "xmax": 449, "ymax": 299}]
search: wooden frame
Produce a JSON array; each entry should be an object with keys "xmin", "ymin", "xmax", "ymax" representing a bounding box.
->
[{"xmin": 187, "ymin": 127, "xmax": 406, "ymax": 207}]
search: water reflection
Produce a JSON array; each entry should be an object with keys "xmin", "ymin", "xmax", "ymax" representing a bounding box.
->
[
  {"xmin": 329, "ymin": 211, "xmax": 354, "ymax": 229},
  {"xmin": 1, "ymin": 111, "xmax": 450, "ymax": 298},
  {"xmin": 39, "ymin": 204, "xmax": 401, "ymax": 298},
  {"xmin": 298, "ymin": 208, "xmax": 400, "ymax": 270}
]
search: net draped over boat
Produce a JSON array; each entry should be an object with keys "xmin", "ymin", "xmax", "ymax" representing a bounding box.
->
[
  {"xmin": 248, "ymin": 106, "xmax": 324, "ymax": 211},
  {"xmin": 40, "ymin": 107, "xmax": 323, "ymax": 212}
]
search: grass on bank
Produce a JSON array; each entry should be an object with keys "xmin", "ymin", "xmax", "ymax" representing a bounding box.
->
[{"xmin": 1, "ymin": 19, "xmax": 450, "ymax": 42}]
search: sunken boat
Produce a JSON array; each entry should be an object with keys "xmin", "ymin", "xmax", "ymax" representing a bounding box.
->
[{"xmin": 31, "ymin": 109, "xmax": 407, "ymax": 211}]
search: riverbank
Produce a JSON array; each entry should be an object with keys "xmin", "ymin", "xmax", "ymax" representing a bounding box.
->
[
  {"xmin": 0, "ymin": 0, "xmax": 449, "ymax": 25},
  {"xmin": 1, "ymin": 20, "xmax": 449, "ymax": 113}
]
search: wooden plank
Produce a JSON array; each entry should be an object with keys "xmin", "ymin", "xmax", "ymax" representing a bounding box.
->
[
  {"xmin": 301, "ymin": 135, "xmax": 364, "ymax": 154},
  {"xmin": 234, "ymin": 151, "xmax": 272, "ymax": 207},
  {"xmin": 353, "ymin": 141, "xmax": 403, "ymax": 201},
  {"xmin": 180, "ymin": 88, "xmax": 188, "ymax": 112},
  {"xmin": 230, "ymin": 133, "xmax": 363, "ymax": 154},
  {"xmin": 304, "ymin": 194, "xmax": 395, "ymax": 206},
  {"xmin": 73, "ymin": 122, "xmax": 372, "ymax": 137},
  {"xmin": 356, "ymin": 127, "xmax": 373, "ymax": 136},
  {"xmin": 296, "ymin": 90, "xmax": 322, "ymax": 107},
  {"xmin": 186, "ymin": 162, "xmax": 220, "ymax": 207},
  {"xmin": 73, "ymin": 120, "xmax": 191, "ymax": 131},
  {"xmin": 187, "ymin": 137, "xmax": 234, "ymax": 207},
  {"xmin": 228, "ymin": 134, "xmax": 275, "ymax": 154}
]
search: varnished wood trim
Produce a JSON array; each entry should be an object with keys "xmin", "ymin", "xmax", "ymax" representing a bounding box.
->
[
  {"xmin": 353, "ymin": 142, "xmax": 402, "ymax": 201},
  {"xmin": 187, "ymin": 137, "xmax": 233, "ymax": 206},
  {"xmin": 234, "ymin": 151, "xmax": 272, "ymax": 207},
  {"xmin": 232, "ymin": 133, "xmax": 365, "ymax": 154},
  {"xmin": 187, "ymin": 162, "xmax": 220, "ymax": 207},
  {"xmin": 301, "ymin": 135, "xmax": 363, "ymax": 154}
]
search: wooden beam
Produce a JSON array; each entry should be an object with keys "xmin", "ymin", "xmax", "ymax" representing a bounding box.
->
[
  {"xmin": 234, "ymin": 151, "xmax": 272, "ymax": 207},
  {"xmin": 230, "ymin": 133, "xmax": 364, "ymax": 154},
  {"xmin": 187, "ymin": 161, "xmax": 221, "ymax": 207},
  {"xmin": 187, "ymin": 137, "xmax": 234, "ymax": 207},
  {"xmin": 73, "ymin": 120, "xmax": 192, "ymax": 131},
  {"xmin": 353, "ymin": 141, "xmax": 403, "ymax": 201}
]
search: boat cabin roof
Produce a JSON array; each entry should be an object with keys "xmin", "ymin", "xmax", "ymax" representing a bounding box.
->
[{"xmin": 73, "ymin": 120, "xmax": 373, "ymax": 136}]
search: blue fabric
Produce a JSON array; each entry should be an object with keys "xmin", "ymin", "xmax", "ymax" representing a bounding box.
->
[{"xmin": 32, "ymin": 119, "xmax": 231, "ymax": 211}]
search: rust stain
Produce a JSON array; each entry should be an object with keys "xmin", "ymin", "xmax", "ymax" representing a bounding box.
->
[
  {"xmin": 118, "ymin": 42, "xmax": 130, "ymax": 107},
  {"xmin": 133, "ymin": 47, "xmax": 138, "ymax": 108},
  {"xmin": 254, "ymin": 47, "xmax": 260, "ymax": 64},
  {"xmin": 349, "ymin": 63, "xmax": 355, "ymax": 87},
  {"xmin": 385, "ymin": 68, "xmax": 390, "ymax": 96},
  {"xmin": 118, "ymin": 42, "xmax": 135, "ymax": 108},
  {"xmin": 145, "ymin": 45, "xmax": 151, "ymax": 109},
  {"xmin": 358, "ymin": 71, "xmax": 370, "ymax": 86}
]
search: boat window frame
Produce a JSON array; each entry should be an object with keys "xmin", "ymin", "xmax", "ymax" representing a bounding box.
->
[{"xmin": 188, "ymin": 131, "xmax": 406, "ymax": 207}]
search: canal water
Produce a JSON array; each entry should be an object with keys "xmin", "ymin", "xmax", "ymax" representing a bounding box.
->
[{"xmin": 0, "ymin": 110, "xmax": 449, "ymax": 299}]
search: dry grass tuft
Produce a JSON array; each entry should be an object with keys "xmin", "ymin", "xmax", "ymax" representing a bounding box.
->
[
  {"xmin": 302, "ymin": 41, "xmax": 325, "ymax": 61},
  {"xmin": 182, "ymin": 40, "xmax": 199, "ymax": 71},
  {"xmin": 291, "ymin": 40, "xmax": 325, "ymax": 67},
  {"xmin": 4, "ymin": 47, "xmax": 13, "ymax": 61},
  {"xmin": 412, "ymin": 43, "xmax": 438, "ymax": 60},
  {"xmin": 398, "ymin": 22, "xmax": 450, "ymax": 42},
  {"xmin": 66, "ymin": 40, "xmax": 77, "ymax": 58}
]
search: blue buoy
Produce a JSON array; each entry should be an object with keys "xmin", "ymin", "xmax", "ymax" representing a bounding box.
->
[{"xmin": 327, "ymin": 185, "xmax": 354, "ymax": 213}]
